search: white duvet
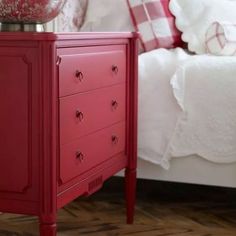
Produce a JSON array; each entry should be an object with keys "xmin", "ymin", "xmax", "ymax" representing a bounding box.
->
[{"xmin": 138, "ymin": 48, "xmax": 236, "ymax": 169}]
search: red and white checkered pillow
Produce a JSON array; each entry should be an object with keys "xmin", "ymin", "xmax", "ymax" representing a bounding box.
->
[{"xmin": 127, "ymin": 0, "xmax": 182, "ymax": 52}]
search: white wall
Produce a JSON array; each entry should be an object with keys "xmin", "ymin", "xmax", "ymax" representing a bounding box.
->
[{"xmin": 44, "ymin": 21, "xmax": 56, "ymax": 32}]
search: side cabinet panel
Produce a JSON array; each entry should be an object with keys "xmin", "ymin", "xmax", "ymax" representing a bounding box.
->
[{"xmin": 0, "ymin": 48, "xmax": 39, "ymax": 201}]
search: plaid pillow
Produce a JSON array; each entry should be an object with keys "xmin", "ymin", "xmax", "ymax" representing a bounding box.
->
[{"xmin": 127, "ymin": 0, "xmax": 182, "ymax": 52}]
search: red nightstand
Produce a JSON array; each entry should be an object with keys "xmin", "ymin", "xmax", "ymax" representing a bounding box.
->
[{"xmin": 0, "ymin": 32, "xmax": 138, "ymax": 236}]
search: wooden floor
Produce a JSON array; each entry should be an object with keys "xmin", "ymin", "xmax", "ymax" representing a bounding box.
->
[{"xmin": 1, "ymin": 177, "xmax": 236, "ymax": 235}]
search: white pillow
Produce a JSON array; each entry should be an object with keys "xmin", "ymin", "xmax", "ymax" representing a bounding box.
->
[
  {"xmin": 206, "ymin": 22, "xmax": 236, "ymax": 56},
  {"xmin": 55, "ymin": 0, "xmax": 88, "ymax": 32},
  {"xmin": 80, "ymin": 0, "xmax": 134, "ymax": 32},
  {"xmin": 169, "ymin": 0, "xmax": 236, "ymax": 54}
]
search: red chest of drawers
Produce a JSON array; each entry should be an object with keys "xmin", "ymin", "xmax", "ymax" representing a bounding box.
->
[{"xmin": 0, "ymin": 32, "xmax": 138, "ymax": 236}]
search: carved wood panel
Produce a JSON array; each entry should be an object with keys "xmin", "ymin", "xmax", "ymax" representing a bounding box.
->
[{"xmin": 0, "ymin": 49, "xmax": 39, "ymax": 200}]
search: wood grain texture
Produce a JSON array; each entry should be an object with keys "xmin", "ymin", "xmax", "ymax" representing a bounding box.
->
[{"xmin": 1, "ymin": 177, "xmax": 236, "ymax": 235}]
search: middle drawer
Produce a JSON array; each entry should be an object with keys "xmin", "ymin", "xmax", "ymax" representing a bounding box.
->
[{"xmin": 60, "ymin": 84, "xmax": 126, "ymax": 145}]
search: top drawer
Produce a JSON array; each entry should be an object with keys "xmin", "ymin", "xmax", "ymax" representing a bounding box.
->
[{"xmin": 58, "ymin": 45, "xmax": 126, "ymax": 97}]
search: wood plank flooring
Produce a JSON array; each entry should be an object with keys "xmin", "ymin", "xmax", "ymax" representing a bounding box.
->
[{"xmin": 1, "ymin": 177, "xmax": 236, "ymax": 235}]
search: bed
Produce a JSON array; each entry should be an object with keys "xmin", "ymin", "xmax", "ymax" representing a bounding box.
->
[
  {"xmin": 50, "ymin": 0, "xmax": 236, "ymax": 188},
  {"xmin": 130, "ymin": 46, "xmax": 236, "ymax": 188}
]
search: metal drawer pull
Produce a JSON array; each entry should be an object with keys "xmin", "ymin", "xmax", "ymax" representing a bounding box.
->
[
  {"xmin": 75, "ymin": 110, "xmax": 84, "ymax": 121},
  {"xmin": 75, "ymin": 70, "xmax": 84, "ymax": 81},
  {"xmin": 111, "ymin": 100, "xmax": 118, "ymax": 109},
  {"xmin": 112, "ymin": 65, "xmax": 119, "ymax": 74},
  {"xmin": 111, "ymin": 135, "xmax": 119, "ymax": 144},
  {"xmin": 76, "ymin": 151, "xmax": 84, "ymax": 162}
]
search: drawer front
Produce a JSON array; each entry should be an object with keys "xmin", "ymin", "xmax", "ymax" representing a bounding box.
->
[
  {"xmin": 60, "ymin": 122, "xmax": 126, "ymax": 185},
  {"xmin": 60, "ymin": 84, "xmax": 126, "ymax": 145},
  {"xmin": 59, "ymin": 45, "xmax": 126, "ymax": 97}
]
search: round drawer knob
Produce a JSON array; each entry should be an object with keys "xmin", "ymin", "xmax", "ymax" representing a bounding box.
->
[
  {"xmin": 111, "ymin": 135, "xmax": 119, "ymax": 144},
  {"xmin": 111, "ymin": 100, "xmax": 118, "ymax": 110},
  {"xmin": 75, "ymin": 70, "xmax": 84, "ymax": 81},
  {"xmin": 76, "ymin": 151, "xmax": 84, "ymax": 162},
  {"xmin": 75, "ymin": 110, "xmax": 84, "ymax": 121},
  {"xmin": 112, "ymin": 65, "xmax": 119, "ymax": 74}
]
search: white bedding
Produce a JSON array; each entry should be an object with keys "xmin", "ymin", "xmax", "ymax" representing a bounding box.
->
[{"xmin": 138, "ymin": 48, "xmax": 236, "ymax": 169}]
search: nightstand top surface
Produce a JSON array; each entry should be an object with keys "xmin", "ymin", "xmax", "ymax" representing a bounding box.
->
[{"xmin": 0, "ymin": 32, "xmax": 136, "ymax": 41}]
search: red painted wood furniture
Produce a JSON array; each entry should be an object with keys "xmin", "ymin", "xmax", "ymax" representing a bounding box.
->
[{"xmin": 0, "ymin": 32, "xmax": 138, "ymax": 236}]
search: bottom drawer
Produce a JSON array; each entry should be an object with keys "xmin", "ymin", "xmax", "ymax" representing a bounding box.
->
[{"xmin": 59, "ymin": 122, "xmax": 126, "ymax": 185}]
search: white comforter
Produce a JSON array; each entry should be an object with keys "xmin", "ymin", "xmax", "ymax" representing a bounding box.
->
[{"xmin": 138, "ymin": 48, "xmax": 236, "ymax": 169}]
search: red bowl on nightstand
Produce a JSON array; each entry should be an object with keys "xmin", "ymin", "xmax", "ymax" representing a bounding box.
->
[{"xmin": 0, "ymin": 0, "xmax": 67, "ymax": 31}]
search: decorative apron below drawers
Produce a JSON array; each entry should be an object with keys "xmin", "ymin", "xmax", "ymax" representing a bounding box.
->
[{"xmin": 0, "ymin": 32, "xmax": 138, "ymax": 236}]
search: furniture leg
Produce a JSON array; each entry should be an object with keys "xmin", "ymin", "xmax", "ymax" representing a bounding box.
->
[
  {"xmin": 40, "ymin": 221, "xmax": 57, "ymax": 236},
  {"xmin": 125, "ymin": 168, "xmax": 137, "ymax": 224}
]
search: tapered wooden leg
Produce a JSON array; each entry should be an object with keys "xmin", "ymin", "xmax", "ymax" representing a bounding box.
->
[
  {"xmin": 125, "ymin": 168, "xmax": 137, "ymax": 224},
  {"xmin": 40, "ymin": 222, "xmax": 57, "ymax": 236}
]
